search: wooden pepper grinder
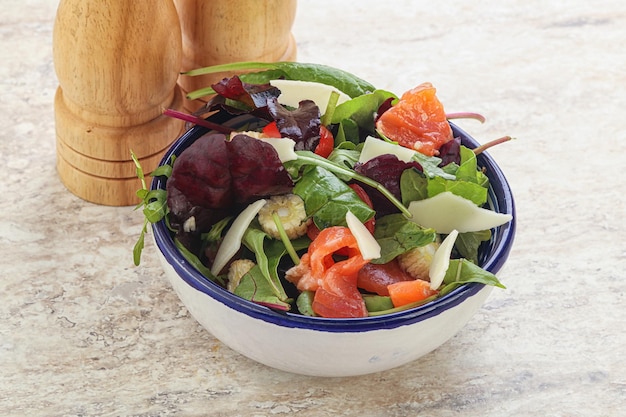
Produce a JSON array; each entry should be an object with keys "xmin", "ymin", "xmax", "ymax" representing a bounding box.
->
[
  {"xmin": 173, "ymin": 0, "xmax": 298, "ymax": 111},
  {"xmin": 53, "ymin": 0, "xmax": 185, "ymax": 206}
]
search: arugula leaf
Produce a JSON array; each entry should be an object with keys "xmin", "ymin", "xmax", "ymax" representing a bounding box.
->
[
  {"xmin": 131, "ymin": 150, "xmax": 171, "ymax": 266},
  {"xmin": 372, "ymin": 214, "xmax": 436, "ymax": 264}
]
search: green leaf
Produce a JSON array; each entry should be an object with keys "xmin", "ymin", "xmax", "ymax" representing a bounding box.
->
[
  {"xmin": 335, "ymin": 118, "xmax": 360, "ymax": 146},
  {"xmin": 234, "ymin": 265, "xmax": 291, "ymax": 311},
  {"xmin": 327, "ymin": 148, "xmax": 360, "ymax": 171},
  {"xmin": 412, "ymin": 152, "xmax": 456, "ymax": 180},
  {"xmin": 184, "ymin": 61, "xmax": 377, "ymax": 99},
  {"xmin": 174, "ymin": 238, "xmax": 224, "ymax": 286},
  {"xmin": 363, "ymin": 294, "xmax": 394, "ymax": 312},
  {"xmin": 296, "ymin": 291, "xmax": 316, "ymax": 316},
  {"xmin": 151, "ymin": 164, "xmax": 172, "ymax": 178},
  {"xmin": 400, "ymin": 168, "xmax": 428, "ymax": 206},
  {"xmin": 293, "ymin": 165, "xmax": 375, "ymax": 229},
  {"xmin": 132, "ymin": 222, "xmax": 147, "ymax": 266},
  {"xmin": 242, "ymin": 224, "xmax": 289, "ymax": 301},
  {"xmin": 331, "ymin": 89, "xmax": 397, "ymax": 134},
  {"xmin": 455, "ymin": 230, "xmax": 491, "ymax": 264},
  {"xmin": 426, "ymin": 176, "xmax": 488, "ymax": 206},
  {"xmin": 130, "ymin": 151, "xmax": 172, "ymax": 265},
  {"xmin": 438, "ymin": 259, "xmax": 506, "ymax": 297},
  {"xmin": 372, "ymin": 214, "xmax": 436, "ymax": 264}
]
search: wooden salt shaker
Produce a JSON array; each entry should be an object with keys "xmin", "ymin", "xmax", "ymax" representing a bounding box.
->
[
  {"xmin": 173, "ymin": 0, "xmax": 298, "ymax": 111},
  {"xmin": 53, "ymin": 0, "xmax": 185, "ymax": 206}
]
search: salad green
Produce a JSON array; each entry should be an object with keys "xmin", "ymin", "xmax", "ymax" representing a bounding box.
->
[{"xmin": 134, "ymin": 62, "xmax": 512, "ymax": 318}]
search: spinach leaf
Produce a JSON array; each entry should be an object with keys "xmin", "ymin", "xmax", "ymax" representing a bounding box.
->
[
  {"xmin": 335, "ymin": 117, "xmax": 360, "ymax": 146},
  {"xmin": 423, "ymin": 146, "xmax": 489, "ymax": 206},
  {"xmin": 411, "ymin": 152, "xmax": 455, "ymax": 180},
  {"xmin": 185, "ymin": 61, "xmax": 377, "ymax": 99},
  {"xmin": 427, "ymin": 176, "xmax": 488, "ymax": 206},
  {"xmin": 234, "ymin": 265, "xmax": 292, "ymax": 311},
  {"xmin": 372, "ymin": 214, "xmax": 436, "ymax": 264},
  {"xmin": 284, "ymin": 151, "xmax": 411, "ymax": 217},
  {"xmin": 455, "ymin": 230, "xmax": 491, "ymax": 264},
  {"xmin": 331, "ymin": 89, "xmax": 398, "ymax": 134},
  {"xmin": 400, "ymin": 168, "xmax": 428, "ymax": 205},
  {"xmin": 327, "ymin": 148, "xmax": 361, "ymax": 171},
  {"xmin": 438, "ymin": 259, "xmax": 505, "ymax": 297},
  {"xmin": 293, "ymin": 165, "xmax": 375, "ymax": 230}
]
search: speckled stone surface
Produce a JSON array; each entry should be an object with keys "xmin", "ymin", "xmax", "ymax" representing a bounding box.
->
[{"xmin": 2, "ymin": 1, "xmax": 626, "ymax": 416}]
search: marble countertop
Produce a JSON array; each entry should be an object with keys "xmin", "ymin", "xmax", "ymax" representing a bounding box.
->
[{"xmin": 2, "ymin": 0, "xmax": 625, "ymax": 415}]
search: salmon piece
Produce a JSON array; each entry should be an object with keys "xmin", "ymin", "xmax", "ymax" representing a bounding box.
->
[
  {"xmin": 286, "ymin": 226, "xmax": 369, "ymax": 318},
  {"xmin": 376, "ymin": 82, "xmax": 453, "ymax": 156}
]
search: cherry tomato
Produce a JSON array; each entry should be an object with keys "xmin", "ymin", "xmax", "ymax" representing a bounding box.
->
[
  {"xmin": 348, "ymin": 183, "xmax": 376, "ymax": 233},
  {"xmin": 314, "ymin": 125, "xmax": 334, "ymax": 158},
  {"xmin": 262, "ymin": 121, "xmax": 281, "ymax": 138}
]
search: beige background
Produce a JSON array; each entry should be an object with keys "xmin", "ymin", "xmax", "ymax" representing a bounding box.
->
[{"xmin": 2, "ymin": 0, "xmax": 625, "ymax": 416}]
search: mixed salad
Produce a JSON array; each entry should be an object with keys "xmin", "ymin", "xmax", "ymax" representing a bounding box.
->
[{"xmin": 133, "ymin": 62, "xmax": 513, "ymax": 318}]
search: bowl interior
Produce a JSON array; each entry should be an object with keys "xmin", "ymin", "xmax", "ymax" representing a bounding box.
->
[{"xmin": 151, "ymin": 114, "xmax": 516, "ymax": 332}]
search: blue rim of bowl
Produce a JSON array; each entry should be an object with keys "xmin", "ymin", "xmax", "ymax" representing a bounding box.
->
[{"xmin": 152, "ymin": 115, "xmax": 516, "ymax": 333}]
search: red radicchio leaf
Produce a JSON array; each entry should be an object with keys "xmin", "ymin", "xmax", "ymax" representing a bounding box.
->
[
  {"xmin": 212, "ymin": 75, "xmax": 281, "ymax": 110},
  {"xmin": 167, "ymin": 132, "xmax": 233, "ymax": 212},
  {"xmin": 226, "ymin": 134, "xmax": 294, "ymax": 204},
  {"xmin": 374, "ymin": 97, "xmax": 396, "ymax": 123},
  {"xmin": 437, "ymin": 136, "xmax": 462, "ymax": 167},
  {"xmin": 267, "ymin": 98, "xmax": 321, "ymax": 151},
  {"xmin": 354, "ymin": 154, "xmax": 422, "ymax": 217},
  {"xmin": 166, "ymin": 132, "xmax": 294, "ymax": 234}
]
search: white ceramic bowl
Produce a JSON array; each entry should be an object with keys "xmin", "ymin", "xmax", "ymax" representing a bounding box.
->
[{"xmin": 151, "ymin": 119, "xmax": 516, "ymax": 377}]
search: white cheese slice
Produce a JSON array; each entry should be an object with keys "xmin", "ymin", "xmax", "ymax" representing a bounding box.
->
[
  {"xmin": 358, "ymin": 136, "xmax": 417, "ymax": 164},
  {"xmin": 211, "ymin": 199, "xmax": 267, "ymax": 276},
  {"xmin": 258, "ymin": 137, "xmax": 298, "ymax": 162},
  {"xmin": 270, "ymin": 79, "xmax": 351, "ymax": 115},
  {"xmin": 345, "ymin": 210, "xmax": 381, "ymax": 260},
  {"xmin": 407, "ymin": 191, "xmax": 512, "ymax": 234},
  {"xmin": 428, "ymin": 229, "xmax": 459, "ymax": 290}
]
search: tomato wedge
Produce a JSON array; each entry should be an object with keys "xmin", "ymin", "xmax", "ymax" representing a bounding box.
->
[
  {"xmin": 262, "ymin": 121, "xmax": 282, "ymax": 138},
  {"xmin": 376, "ymin": 82, "xmax": 453, "ymax": 156},
  {"xmin": 357, "ymin": 259, "xmax": 414, "ymax": 296},
  {"xmin": 348, "ymin": 183, "xmax": 375, "ymax": 234},
  {"xmin": 314, "ymin": 125, "xmax": 334, "ymax": 158}
]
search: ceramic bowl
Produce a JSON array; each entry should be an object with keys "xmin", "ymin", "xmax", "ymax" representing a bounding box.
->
[{"xmin": 151, "ymin": 116, "xmax": 516, "ymax": 377}]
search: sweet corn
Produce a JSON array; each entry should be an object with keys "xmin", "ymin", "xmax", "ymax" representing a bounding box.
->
[
  {"xmin": 397, "ymin": 240, "xmax": 441, "ymax": 282},
  {"xmin": 257, "ymin": 194, "xmax": 311, "ymax": 240},
  {"xmin": 227, "ymin": 259, "xmax": 256, "ymax": 292}
]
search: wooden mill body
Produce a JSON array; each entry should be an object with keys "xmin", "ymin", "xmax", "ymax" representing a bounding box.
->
[{"xmin": 53, "ymin": 0, "xmax": 297, "ymax": 206}]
